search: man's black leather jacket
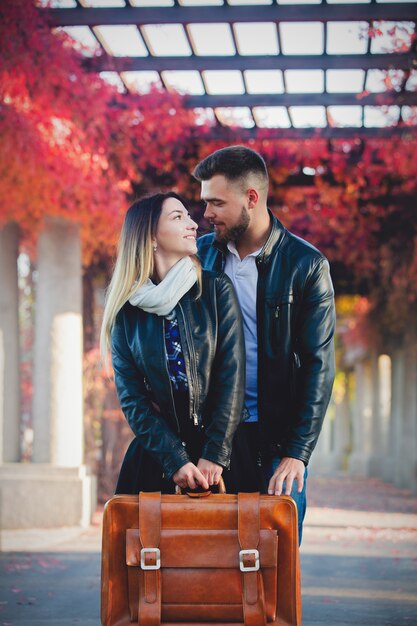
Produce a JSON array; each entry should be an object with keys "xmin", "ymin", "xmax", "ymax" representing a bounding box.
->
[
  {"xmin": 111, "ymin": 271, "xmax": 245, "ymax": 480},
  {"xmin": 197, "ymin": 211, "xmax": 336, "ymax": 465}
]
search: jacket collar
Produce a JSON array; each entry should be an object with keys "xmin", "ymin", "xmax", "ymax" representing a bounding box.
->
[{"xmin": 212, "ymin": 209, "xmax": 286, "ymax": 266}]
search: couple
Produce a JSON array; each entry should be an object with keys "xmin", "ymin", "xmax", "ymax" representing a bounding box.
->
[{"xmin": 100, "ymin": 146, "xmax": 336, "ymax": 543}]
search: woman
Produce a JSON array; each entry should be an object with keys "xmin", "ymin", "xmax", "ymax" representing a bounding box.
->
[{"xmin": 100, "ymin": 192, "xmax": 257, "ymax": 493}]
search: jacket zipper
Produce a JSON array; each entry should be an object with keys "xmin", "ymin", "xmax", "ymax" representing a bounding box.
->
[
  {"xmin": 161, "ymin": 317, "xmax": 181, "ymax": 434},
  {"xmin": 177, "ymin": 302, "xmax": 200, "ymax": 427},
  {"xmin": 275, "ymin": 305, "xmax": 280, "ymax": 319}
]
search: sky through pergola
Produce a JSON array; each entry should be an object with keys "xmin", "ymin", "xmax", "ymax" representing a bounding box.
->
[{"xmin": 39, "ymin": 0, "xmax": 417, "ymax": 133}]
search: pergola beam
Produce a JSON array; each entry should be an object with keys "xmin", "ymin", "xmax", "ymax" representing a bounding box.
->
[
  {"xmin": 87, "ymin": 53, "xmax": 417, "ymax": 72},
  {"xmin": 43, "ymin": 5, "xmax": 417, "ymax": 26},
  {"xmin": 184, "ymin": 92, "xmax": 417, "ymax": 107},
  {"xmin": 206, "ymin": 126, "xmax": 417, "ymax": 139}
]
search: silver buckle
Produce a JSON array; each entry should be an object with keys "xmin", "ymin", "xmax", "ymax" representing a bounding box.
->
[
  {"xmin": 239, "ymin": 549, "xmax": 260, "ymax": 572},
  {"xmin": 140, "ymin": 547, "xmax": 161, "ymax": 570}
]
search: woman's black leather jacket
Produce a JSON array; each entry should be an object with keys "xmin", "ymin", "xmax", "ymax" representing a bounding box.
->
[{"xmin": 111, "ymin": 270, "xmax": 245, "ymax": 480}]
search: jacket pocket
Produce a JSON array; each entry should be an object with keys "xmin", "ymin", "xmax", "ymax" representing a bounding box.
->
[{"xmin": 266, "ymin": 293, "xmax": 294, "ymax": 352}]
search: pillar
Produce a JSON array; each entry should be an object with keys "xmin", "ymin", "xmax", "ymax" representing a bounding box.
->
[
  {"xmin": 348, "ymin": 358, "xmax": 373, "ymax": 475},
  {"xmin": 309, "ymin": 399, "xmax": 335, "ymax": 474},
  {"xmin": 0, "ymin": 217, "xmax": 96, "ymax": 530},
  {"xmin": 331, "ymin": 370, "xmax": 352, "ymax": 471},
  {"xmin": 397, "ymin": 337, "xmax": 417, "ymax": 490},
  {"xmin": 32, "ymin": 217, "xmax": 84, "ymax": 465},
  {"xmin": 369, "ymin": 354, "xmax": 391, "ymax": 478},
  {"xmin": 0, "ymin": 222, "xmax": 21, "ymax": 462},
  {"xmin": 383, "ymin": 347, "xmax": 405, "ymax": 485}
]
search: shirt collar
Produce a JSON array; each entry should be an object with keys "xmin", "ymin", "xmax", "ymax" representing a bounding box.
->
[{"xmin": 226, "ymin": 240, "xmax": 262, "ymax": 260}]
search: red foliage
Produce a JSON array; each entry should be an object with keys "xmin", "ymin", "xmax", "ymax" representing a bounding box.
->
[
  {"xmin": 1, "ymin": 1, "xmax": 417, "ymax": 337},
  {"xmin": 0, "ymin": 0, "xmax": 130, "ymax": 260},
  {"xmin": 0, "ymin": 0, "xmax": 204, "ymax": 262},
  {"xmin": 187, "ymin": 133, "xmax": 417, "ymax": 337}
]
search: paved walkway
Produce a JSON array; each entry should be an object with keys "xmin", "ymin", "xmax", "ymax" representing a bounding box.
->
[
  {"xmin": 301, "ymin": 476, "xmax": 417, "ymax": 625},
  {"xmin": 1, "ymin": 474, "xmax": 416, "ymax": 626}
]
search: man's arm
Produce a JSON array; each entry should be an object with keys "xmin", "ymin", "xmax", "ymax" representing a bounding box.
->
[{"xmin": 269, "ymin": 257, "xmax": 336, "ymax": 495}]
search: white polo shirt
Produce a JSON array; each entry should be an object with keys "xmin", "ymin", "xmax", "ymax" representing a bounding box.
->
[{"xmin": 224, "ymin": 242, "xmax": 261, "ymax": 423}]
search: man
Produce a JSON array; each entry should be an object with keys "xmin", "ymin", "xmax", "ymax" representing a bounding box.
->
[{"xmin": 194, "ymin": 145, "xmax": 335, "ymax": 542}]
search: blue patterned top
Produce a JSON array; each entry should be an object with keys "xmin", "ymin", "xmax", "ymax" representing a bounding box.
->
[{"xmin": 164, "ymin": 316, "xmax": 188, "ymax": 391}]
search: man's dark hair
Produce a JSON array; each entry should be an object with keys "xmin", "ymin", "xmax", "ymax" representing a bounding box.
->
[{"xmin": 193, "ymin": 145, "xmax": 268, "ymax": 184}]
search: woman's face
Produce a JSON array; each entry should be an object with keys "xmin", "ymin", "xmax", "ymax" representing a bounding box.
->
[{"xmin": 154, "ymin": 198, "xmax": 198, "ymax": 260}]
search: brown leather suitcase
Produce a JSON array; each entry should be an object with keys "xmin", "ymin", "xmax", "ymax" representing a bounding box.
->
[{"xmin": 101, "ymin": 491, "xmax": 301, "ymax": 626}]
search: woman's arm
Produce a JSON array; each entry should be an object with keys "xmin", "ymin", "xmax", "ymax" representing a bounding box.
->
[{"xmin": 200, "ymin": 274, "xmax": 246, "ymax": 468}]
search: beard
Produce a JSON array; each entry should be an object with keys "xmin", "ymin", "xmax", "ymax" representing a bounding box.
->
[{"xmin": 214, "ymin": 205, "xmax": 250, "ymax": 244}]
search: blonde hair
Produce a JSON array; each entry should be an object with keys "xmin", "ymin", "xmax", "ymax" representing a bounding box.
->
[{"xmin": 100, "ymin": 193, "xmax": 201, "ymax": 362}]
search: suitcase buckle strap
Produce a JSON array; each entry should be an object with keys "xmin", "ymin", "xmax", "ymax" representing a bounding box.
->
[
  {"xmin": 141, "ymin": 547, "xmax": 161, "ymax": 570},
  {"xmin": 239, "ymin": 549, "xmax": 260, "ymax": 572}
]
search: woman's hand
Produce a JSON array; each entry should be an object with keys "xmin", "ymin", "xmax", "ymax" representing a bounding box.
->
[
  {"xmin": 172, "ymin": 462, "xmax": 209, "ymax": 490},
  {"xmin": 197, "ymin": 459, "xmax": 223, "ymax": 486}
]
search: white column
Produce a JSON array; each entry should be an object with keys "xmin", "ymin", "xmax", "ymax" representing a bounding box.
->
[
  {"xmin": 331, "ymin": 370, "xmax": 352, "ymax": 471},
  {"xmin": 397, "ymin": 338, "xmax": 417, "ymax": 491},
  {"xmin": 309, "ymin": 400, "xmax": 334, "ymax": 474},
  {"xmin": 0, "ymin": 218, "xmax": 96, "ymax": 529},
  {"xmin": 348, "ymin": 358, "xmax": 373, "ymax": 476},
  {"xmin": 369, "ymin": 354, "xmax": 391, "ymax": 478},
  {"xmin": 32, "ymin": 217, "xmax": 84, "ymax": 466},
  {"xmin": 383, "ymin": 348, "xmax": 405, "ymax": 485},
  {"xmin": 367, "ymin": 349, "xmax": 380, "ymax": 477},
  {"xmin": 379, "ymin": 354, "xmax": 392, "ymax": 454},
  {"xmin": 0, "ymin": 222, "xmax": 21, "ymax": 462},
  {"xmin": 309, "ymin": 369, "xmax": 352, "ymax": 474}
]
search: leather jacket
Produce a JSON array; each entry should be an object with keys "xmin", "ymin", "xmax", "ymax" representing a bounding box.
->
[
  {"xmin": 197, "ymin": 211, "xmax": 336, "ymax": 465},
  {"xmin": 111, "ymin": 271, "xmax": 245, "ymax": 480}
]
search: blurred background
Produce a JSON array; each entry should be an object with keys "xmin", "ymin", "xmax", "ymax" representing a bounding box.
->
[{"xmin": 0, "ymin": 0, "xmax": 416, "ymax": 529}]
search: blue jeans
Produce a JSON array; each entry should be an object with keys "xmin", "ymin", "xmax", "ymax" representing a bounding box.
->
[{"xmin": 262, "ymin": 456, "xmax": 308, "ymax": 545}]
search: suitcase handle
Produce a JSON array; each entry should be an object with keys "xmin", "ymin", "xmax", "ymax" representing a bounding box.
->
[{"xmin": 175, "ymin": 476, "xmax": 226, "ymax": 497}]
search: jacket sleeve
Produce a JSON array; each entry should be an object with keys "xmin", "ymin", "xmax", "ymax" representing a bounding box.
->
[
  {"xmin": 111, "ymin": 310, "xmax": 190, "ymax": 480},
  {"xmin": 201, "ymin": 274, "xmax": 246, "ymax": 467},
  {"xmin": 285, "ymin": 257, "xmax": 336, "ymax": 464}
]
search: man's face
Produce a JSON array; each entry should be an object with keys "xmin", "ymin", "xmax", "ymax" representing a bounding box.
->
[{"xmin": 201, "ymin": 175, "xmax": 250, "ymax": 244}]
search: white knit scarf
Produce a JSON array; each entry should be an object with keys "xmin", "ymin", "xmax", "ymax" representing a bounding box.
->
[{"xmin": 128, "ymin": 256, "xmax": 197, "ymax": 316}]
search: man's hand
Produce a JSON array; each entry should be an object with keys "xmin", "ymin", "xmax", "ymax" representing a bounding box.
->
[
  {"xmin": 268, "ymin": 457, "xmax": 305, "ymax": 496},
  {"xmin": 172, "ymin": 462, "xmax": 209, "ymax": 491},
  {"xmin": 197, "ymin": 459, "xmax": 223, "ymax": 486}
]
